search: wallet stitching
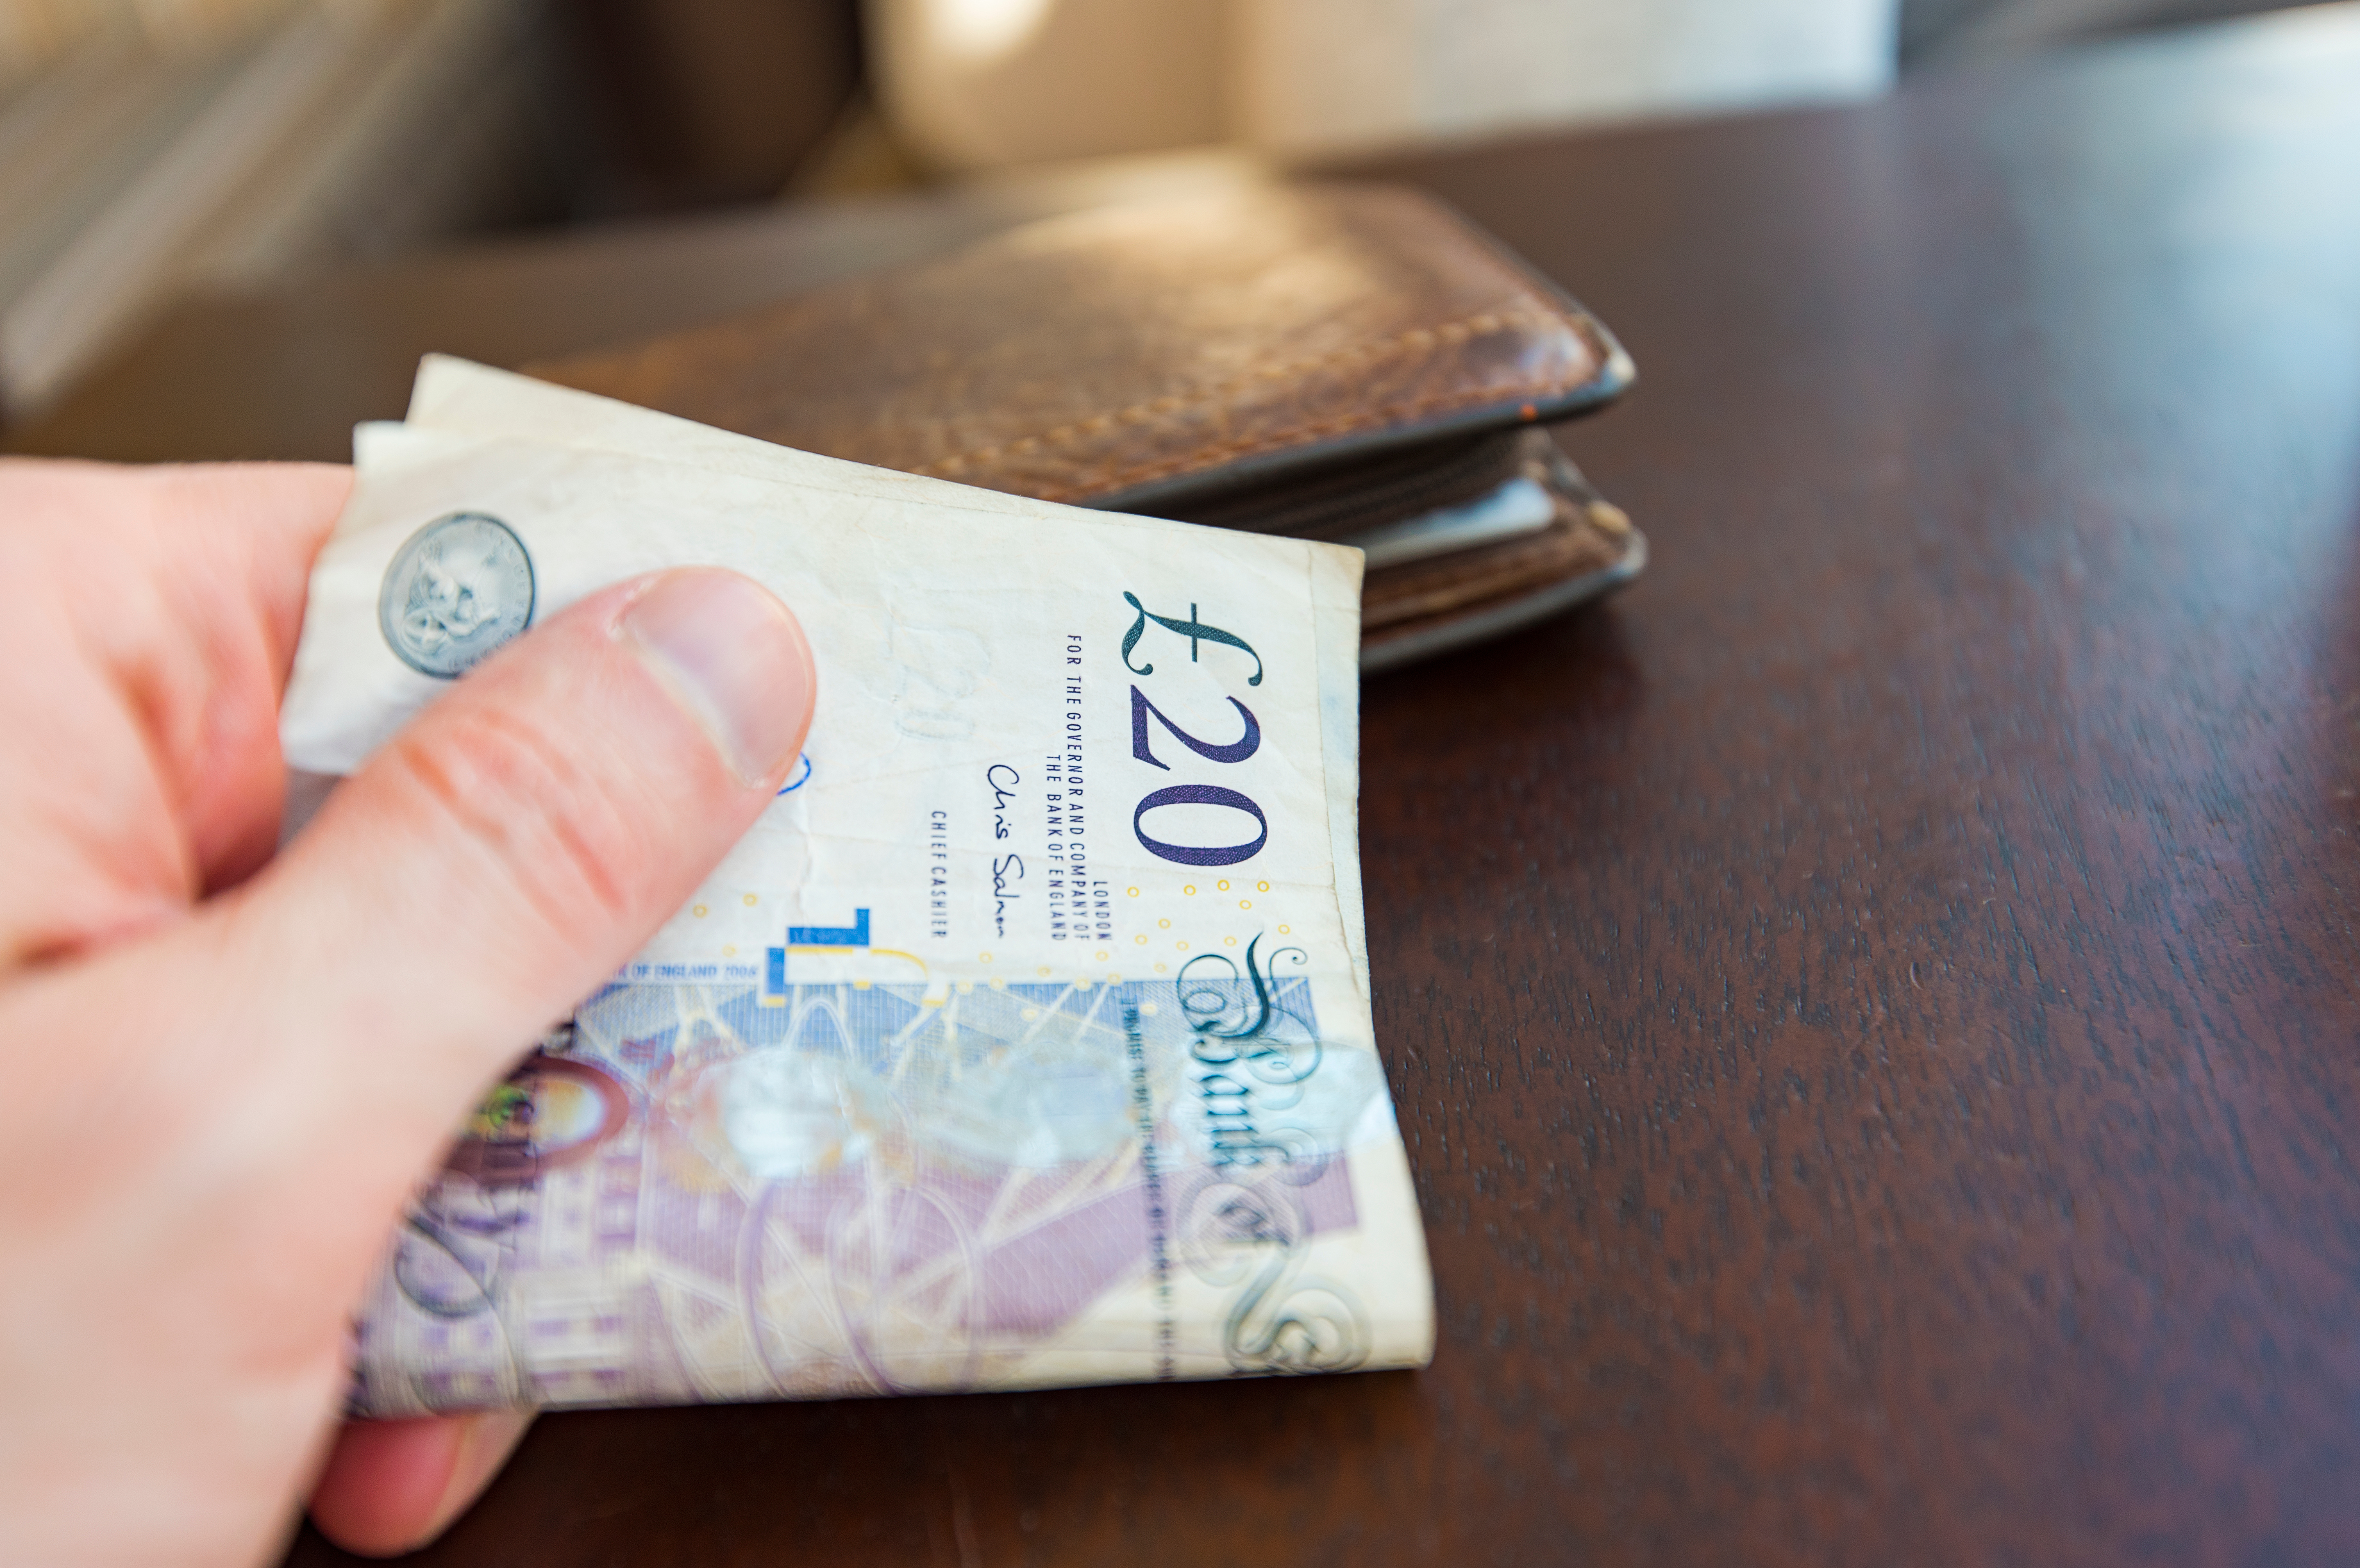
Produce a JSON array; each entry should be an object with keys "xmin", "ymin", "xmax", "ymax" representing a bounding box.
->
[
  {"xmin": 914, "ymin": 305, "xmax": 1583, "ymax": 490},
  {"xmin": 1042, "ymin": 368, "xmax": 1575, "ymax": 502}
]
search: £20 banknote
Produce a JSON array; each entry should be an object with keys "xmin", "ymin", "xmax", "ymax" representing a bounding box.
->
[{"xmin": 279, "ymin": 358, "xmax": 1433, "ymax": 1415}]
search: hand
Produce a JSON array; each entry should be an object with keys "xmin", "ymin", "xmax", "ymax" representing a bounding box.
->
[{"xmin": 0, "ymin": 460, "xmax": 815, "ymax": 1563}]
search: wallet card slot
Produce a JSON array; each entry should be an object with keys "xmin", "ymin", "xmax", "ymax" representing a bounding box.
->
[
  {"xmin": 1340, "ymin": 475, "xmax": 1558, "ymax": 570},
  {"xmin": 1152, "ymin": 427, "xmax": 1528, "ymax": 538}
]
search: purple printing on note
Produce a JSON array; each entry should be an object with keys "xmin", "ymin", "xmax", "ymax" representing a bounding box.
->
[{"xmin": 351, "ymin": 962, "xmax": 1389, "ymax": 1415}]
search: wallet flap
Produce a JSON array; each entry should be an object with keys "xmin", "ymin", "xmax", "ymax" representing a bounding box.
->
[{"xmin": 533, "ymin": 182, "xmax": 1632, "ymax": 511}]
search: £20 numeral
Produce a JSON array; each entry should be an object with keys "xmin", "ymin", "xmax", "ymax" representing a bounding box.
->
[{"xmin": 1121, "ymin": 593, "xmax": 1270, "ymax": 868}]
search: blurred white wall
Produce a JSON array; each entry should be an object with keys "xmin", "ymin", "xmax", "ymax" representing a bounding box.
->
[
  {"xmin": 1242, "ymin": 0, "xmax": 1899, "ymax": 159},
  {"xmin": 867, "ymin": 0, "xmax": 1902, "ymax": 173},
  {"xmin": 0, "ymin": 0, "xmax": 549, "ymax": 415},
  {"xmin": 0, "ymin": 0, "xmax": 294, "ymax": 79},
  {"xmin": 869, "ymin": 0, "xmax": 1225, "ymax": 172}
]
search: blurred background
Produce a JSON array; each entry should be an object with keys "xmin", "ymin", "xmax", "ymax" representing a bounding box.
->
[{"xmin": 0, "ymin": 0, "xmax": 2317, "ymax": 427}]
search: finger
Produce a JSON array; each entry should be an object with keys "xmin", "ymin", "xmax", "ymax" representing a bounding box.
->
[
  {"xmin": 80, "ymin": 461, "xmax": 353, "ymax": 895},
  {"xmin": 139, "ymin": 461, "xmax": 354, "ymax": 693},
  {"xmin": 0, "ymin": 566, "xmax": 815, "ymax": 1306},
  {"xmin": 147, "ymin": 461, "xmax": 354, "ymax": 891},
  {"xmin": 0, "ymin": 460, "xmax": 350, "ymax": 957},
  {"xmin": 307, "ymin": 1411, "xmax": 534, "ymax": 1557},
  {"xmin": 0, "ymin": 568, "xmax": 808, "ymax": 1568},
  {"xmin": 0, "ymin": 567, "xmax": 808, "ymax": 1566},
  {"xmin": 238, "ymin": 565, "xmax": 816, "ymax": 1177}
]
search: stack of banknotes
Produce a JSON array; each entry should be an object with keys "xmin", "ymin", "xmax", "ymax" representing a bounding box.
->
[{"xmin": 279, "ymin": 357, "xmax": 1434, "ymax": 1416}]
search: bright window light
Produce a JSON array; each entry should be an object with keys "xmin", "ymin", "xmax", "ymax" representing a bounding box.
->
[{"xmin": 925, "ymin": 0, "xmax": 1056, "ymax": 62}]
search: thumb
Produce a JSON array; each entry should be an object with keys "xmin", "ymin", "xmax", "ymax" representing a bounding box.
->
[
  {"xmin": 245, "ymin": 566, "xmax": 814, "ymax": 1158},
  {"xmin": 0, "ymin": 569, "xmax": 811, "ymax": 1567}
]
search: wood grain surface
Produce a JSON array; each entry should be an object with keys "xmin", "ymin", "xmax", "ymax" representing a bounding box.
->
[{"xmin": 41, "ymin": 7, "xmax": 2360, "ymax": 1564}]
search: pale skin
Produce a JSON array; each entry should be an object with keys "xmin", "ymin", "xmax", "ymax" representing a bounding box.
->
[{"xmin": 0, "ymin": 460, "xmax": 817, "ymax": 1563}]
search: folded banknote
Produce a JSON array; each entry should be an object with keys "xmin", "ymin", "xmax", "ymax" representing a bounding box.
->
[{"xmin": 281, "ymin": 359, "xmax": 1433, "ymax": 1414}]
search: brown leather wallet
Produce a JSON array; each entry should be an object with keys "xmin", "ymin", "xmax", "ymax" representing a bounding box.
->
[{"xmin": 532, "ymin": 182, "xmax": 1642, "ymax": 669}]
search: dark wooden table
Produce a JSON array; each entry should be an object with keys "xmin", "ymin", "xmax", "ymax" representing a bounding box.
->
[{"xmin": 26, "ymin": 7, "xmax": 2360, "ymax": 1562}]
